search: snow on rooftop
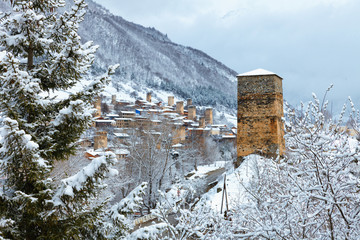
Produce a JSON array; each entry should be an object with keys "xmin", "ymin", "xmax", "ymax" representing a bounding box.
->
[
  {"xmin": 221, "ymin": 135, "xmax": 236, "ymax": 139},
  {"xmin": 95, "ymin": 119, "xmax": 114, "ymax": 123},
  {"xmin": 172, "ymin": 143, "xmax": 183, "ymax": 148},
  {"xmin": 114, "ymin": 149, "xmax": 130, "ymax": 155},
  {"xmin": 120, "ymin": 111, "xmax": 135, "ymax": 114},
  {"xmin": 114, "ymin": 133, "xmax": 130, "ymax": 137},
  {"xmin": 237, "ymin": 68, "xmax": 277, "ymax": 77}
]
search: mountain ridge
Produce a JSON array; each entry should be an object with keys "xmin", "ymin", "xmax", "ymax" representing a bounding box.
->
[{"xmin": 79, "ymin": 0, "xmax": 238, "ymax": 111}]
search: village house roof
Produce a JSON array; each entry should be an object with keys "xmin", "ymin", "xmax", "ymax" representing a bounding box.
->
[
  {"xmin": 120, "ymin": 111, "xmax": 135, "ymax": 114},
  {"xmin": 106, "ymin": 114, "xmax": 120, "ymax": 118},
  {"xmin": 95, "ymin": 119, "xmax": 115, "ymax": 123},
  {"xmin": 114, "ymin": 118, "xmax": 133, "ymax": 121},
  {"xmin": 114, "ymin": 149, "xmax": 130, "ymax": 155},
  {"xmin": 114, "ymin": 133, "xmax": 130, "ymax": 138}
]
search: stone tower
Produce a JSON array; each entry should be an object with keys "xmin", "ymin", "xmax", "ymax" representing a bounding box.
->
[
  {"xmin": 168, "ymin": 96, "xmax": 174, "ymax": 106},
  {"xmin": 188, "ymin": 105, "xmax": 196, "ymax": 121},
  {"xmin": 94, "ymin": 131, "xmax": 107, "ymax": 150},
  {"xmin": 146, "ymin": 92, "xmax": 152, "ymax": 102},
  {"xmin": 205, "ymin": 108, "xmax": 213, "ymax": 125},
  {"xmin": 111, "ymin": 94, "xmax": 116, "ymax": 105},
  {"xmin": 176, "ymin": 101, "xmax": 184, "ymax": 115},
  {"xmin": 93, "ymin": 96, "xmax": 101, "ymax": 118},
  {"xmin": 199, "ymin": 116, "xmax": 205, "ymax": 128},
  {"xmin": 187, "ymin": 98, "xmax": 192, "ymax": 106},
  {"xmin": 237, "ymin": 69, "xmax": 285, "ymax": 159}
]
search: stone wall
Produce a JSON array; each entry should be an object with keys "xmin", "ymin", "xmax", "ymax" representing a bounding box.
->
[
  {"xmin": 168, "ymin": 96, "xmax": 174, "ymax": 106},
  {"xmin": 94, "ymin": 131, "xmax": 107, "ymax": 150},
  {"xmin": 188, "ymin": 105, "xmax": 196, "ymax": 121},
  {"xmin": 93, "ymin": 96, "xmax": 101, "ymax": 118},
  {"xmin": 205, "ymin": 108, "xmax": 213, "ymax": 125},
  {"xmin": 176, "ymin": 101, "xmax": 184, "ymax": 115}
]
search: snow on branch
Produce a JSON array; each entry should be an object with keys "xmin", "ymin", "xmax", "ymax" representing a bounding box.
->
[{"xmin": 53, "ymin": 152, "xmax": 117, "ymax": 207}]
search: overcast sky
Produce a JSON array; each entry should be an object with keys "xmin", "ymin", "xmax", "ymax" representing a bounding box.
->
[{"xmin": 93, "ymin": 0, "xmax": 360, "ymax": 111}]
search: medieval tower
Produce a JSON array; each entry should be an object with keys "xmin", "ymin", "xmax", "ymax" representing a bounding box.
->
[
  {"xmin": 237, "ymin": 69, "xmax": 285, "ymax": 159},
  {"xmin": 176, "ymin": 101, "xmax": 184, "ymax": 115},
  {"xmin": 146, "ymin": 92, "xmax": 152, "ymax": 102},
  {"xmin": 168, "ymin": 96, "xmax": 174, "ymax": 106},
  {"xmin": 94, "ymin": 131, "xmax": 108, "ymax": 150},
  {"xmin": 205, "ymin": 107, "xmax": 213, "ymax": 125},
  {"xmin": 93, "ymin": 96, "xmax": 101, "ymax": 118}
]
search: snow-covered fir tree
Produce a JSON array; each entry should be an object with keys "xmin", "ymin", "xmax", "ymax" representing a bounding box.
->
[{"xmin": 0, "ymin": 1, "xmax": 146, "ymax": 239}]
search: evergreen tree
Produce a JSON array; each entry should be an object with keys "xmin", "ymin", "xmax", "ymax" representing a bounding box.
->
[{"xmin": 0, "ymin": 1, "xmax": 142, "ymax": 239}]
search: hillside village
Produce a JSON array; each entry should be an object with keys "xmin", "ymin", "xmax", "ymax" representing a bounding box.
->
[
  {"xmin": 82, "ymin": 93, "xmax": 237, "ymax": 162},
  {"xmin": 1, "ymin": 0, "xmax": 360, "ymax": 238}
]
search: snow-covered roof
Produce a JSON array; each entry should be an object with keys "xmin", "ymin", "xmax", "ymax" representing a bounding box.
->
[
  {"xmin": 95, "ymin": 120, "xmax": 115, "ymax": 123},
  {"xmin": 106, "ymin": 114, "xmax": 119, "ymax": 117},
  {"xmin": 114, "ymin": 118, "xmax": 133, "ymax": 121},
  {"xmin": 221, "ymin": 135, "xmax": 236, "ymax": 139},
  {"xmin": 120, "ymin": 111, "xmax": 135, "ymax": 114},
  {"xmin": 212, "ymin": 124, "xmax": 226, "ymax": 128},
  {"xmin": 172, "ymin": 143, "xmax": 184, "ymax": 148},
  {"xmin": 187, "ymin": 127, "xmax": 211, "ymax": 131},
  {"xmin": 114, "ymin": 149, "xmax": 130, "ymax": 155},
  {"xmin": 86, "ymin": 149, "xmax": 108, "ymax": 156},
  {"xmin": 114, "ymin": 133, "xmax": 130, "ymax": 138},
  {"xmin": 237, "ymin": 68, "xmax": 280, "ymax": 78}
]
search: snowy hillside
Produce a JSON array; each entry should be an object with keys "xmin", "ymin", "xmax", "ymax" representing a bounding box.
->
[
  {"xmin": 77, "ymin": 0, "xmax": 237, "ymax": 112},
  {"xmin": 1, "ymin": 0, "xmax": 238, "ymax": 113}
]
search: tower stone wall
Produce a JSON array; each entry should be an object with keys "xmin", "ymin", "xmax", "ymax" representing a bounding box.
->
[
  {"xmin": 205, "ymin": 108, "xmax": 213, "ymax": 125},
  {"xmin": 173, "ymin": 125, "xmax": 186, "ymax": 144},
  {"xmin": 176, "ymin": 101, "xmax": 184, "ymax": 115},
  {"xmin": 94, "ymin": 96, "xmax": 101, "ymax": 118},
  {"xmin": 147, "ymin": 92, "xmax": 152, "ymax": 102},
  {"xmin": 187, "ymin": 98, "xmax": 192, "ymax": 106},
  {"xmin": 188, "ymin": 105, "xmax": 196, "ymax": 121},
  {"xmin": 199, "ymin": 116, "xmax": 205, "ymax": 128},
  {"xmin": 168, "ymin": 96, "xmax": 174, "ymax": 106},
  {"xmin": 237, "ymin": 69, "xmax": 285, "ymax": 158},
  {"xmin": 111, "ymin": 95, "xmax": 116, "ymax": 105},
  {"xmin": 94, "ymin": 131, "xmax": 107, "ymax": 150}
]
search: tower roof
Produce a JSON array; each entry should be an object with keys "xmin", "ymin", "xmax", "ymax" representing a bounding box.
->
[{"xmin": 237, "ymin": 68, "xmax": 281, "ymax": 78}]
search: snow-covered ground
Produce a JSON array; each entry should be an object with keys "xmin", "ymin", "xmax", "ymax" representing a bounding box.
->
[
  {"xmin": 201, "ymin": 155, "xmax": 262, "ymax": 212},
  {"xmin": 159, "ymin": 157, "xmax": 262, "ymax": 213}
]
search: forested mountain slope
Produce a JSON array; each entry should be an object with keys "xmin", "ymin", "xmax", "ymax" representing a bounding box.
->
[{"xmin": 79, "ymin": 0, "xmax": 238, "ymax": 110}]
